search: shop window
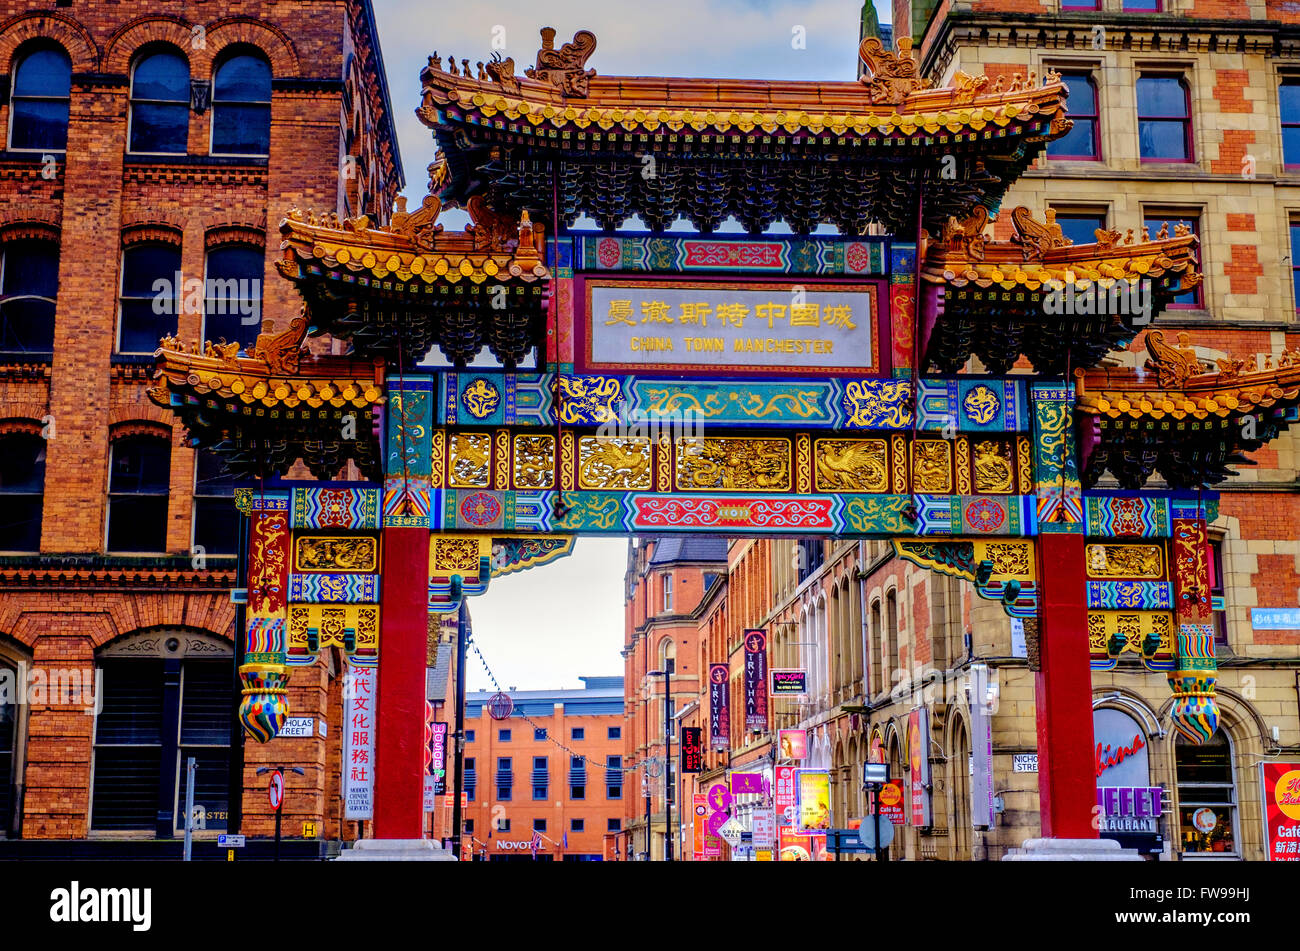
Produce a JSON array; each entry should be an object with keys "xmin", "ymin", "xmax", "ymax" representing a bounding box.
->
[
  {"xmin": 90, "ymin": 655, "xmax": 232, "ymax": 834},
  {"xmin": 1138, "ymin": 75, "xmax": 1193, "ymax": 163},
  {"xmin": 0, "ymin": 240, "xmax": 59, "ymax": 355},
  {"xmin": 1123, "ymin": 0, "xmax": 1161, "ymax": 8},
  {"xmin": 118, "ymin": 244, "xmax": 181, "ymax": 354},
  {"xmin": 211, "ymin": 52, "xmax": 271, "ymax": 156},
  {"xmin": 193, "ymin": 450, "xmax": 238, "ymax": 557},
  {"xmin": 1208, "ymin": 539, "xmax": 1228, "ymax": 647},
  {"xmin": 1142, "ymin": 212, "xmax": 1202, "ymax": 307},
  {"xmin": 1175, "ymin": 731, "xmax": 1238, "ymax": 856},
  {"xmin": 202, "ymin": 245, "xmax": 263, "ymax": 351},
  {"xmin": 1292, "ymin": 224, "xmax": 1300, "ymax": 311},
  {"xmin": 0, "ymin": 433, "xmax": 46, "ymax": 553},
  {"xmin": 129, "ymin": 50, "xmax": 190, "ymax": 154},
  {"xmin": 1052, "ymin": 212, "xmax": 1106, "ymax": 247},
  {"xmin": 1061, "ymin": 0, "xmax": 1100, "ymax": 7},
  {"xmin": 1046, "ymin": 73, "xmax": 1100, "ymax": 160},
  {"xmin": 106, "ymin": 436, "xmax": 170, "ymax": 553},
  {"xmin": 1283, "ymin": 80, "xmax": 1300, "ymax": 170},
  {"xmin": 9, "ymin": 44, "xmax": 71, "ymax": 152},
  {"xmin": 0, "ymin": 661, "xmax": 16, "ymax": 834}
]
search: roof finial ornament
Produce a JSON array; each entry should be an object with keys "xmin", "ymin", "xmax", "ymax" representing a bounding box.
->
[
  {"xmin": 858, "ymin": 36, "xmax": 932, "ymax": 104},
  {"xmin": 1009, "ymin": 206, "xmax": 1071, "ymax": 261},
  {"xmin": 1145, "ymin": 329, "xmax": 1204, "ymax": 388},
  {"xmin": 485, "ymin": 51, "xmax": 519, "ymax": 92},
  {"xmin": 526, "ymin": 27, "xmax": 597, "ymax": 97}
]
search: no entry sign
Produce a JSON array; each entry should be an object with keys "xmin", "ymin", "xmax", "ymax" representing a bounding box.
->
[{"xmin": 268, "ymin": 769, "xmax": 284, "ymax": 811}]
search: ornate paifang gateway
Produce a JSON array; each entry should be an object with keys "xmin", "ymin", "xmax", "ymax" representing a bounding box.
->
[{"xmin": 147, "ymin": 23, "xmax": 1300, "ymax": 845}]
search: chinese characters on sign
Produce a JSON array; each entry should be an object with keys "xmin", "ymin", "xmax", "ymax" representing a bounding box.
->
[
  {"xmin": 681, "ymin": 726, "xmax": 703, "ymax": 774},
  {"xmin": 585, "ymin": 280, "xmax": 878, "ymax": 374},
  {"xmin": 743, "ymin": 629, "xmax": 768, "ymax": 733},
  {"xmin": 709, "ymin": 664, "xmax": 730, "ymax": 750},
  {"xmin": 343, "ymin": 664, "xmax": 375, "ymax": 820},
  {"xmin": 1251, "ymin": 608, "xmax": 1300, "ymax": 630}
]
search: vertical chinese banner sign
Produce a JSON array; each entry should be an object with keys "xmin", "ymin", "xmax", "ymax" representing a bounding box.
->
[
  {"xmin": 344, "ymin": 664, "xmax": 376, "ymax": 819},
  {"xmin": 709, "ymin": 664, "xmax": 730, "ymax": 750},
  {"xmin": 743, "ymin": 629, "xmax": 768, "ymax": 734}
]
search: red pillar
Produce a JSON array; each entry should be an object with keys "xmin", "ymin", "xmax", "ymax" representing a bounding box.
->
[
  {"xmin": 1033, "ymin": 533, "xmax": 1097, "ymax": 839},
  {"xmin": 373, "ymin": 526, "xmax": 429, "ymax": 839}
]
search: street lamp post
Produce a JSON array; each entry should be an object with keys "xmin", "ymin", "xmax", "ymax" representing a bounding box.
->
[{"xmin": 647, "ymin": 664, "xmax": 673, "ymax": 860}]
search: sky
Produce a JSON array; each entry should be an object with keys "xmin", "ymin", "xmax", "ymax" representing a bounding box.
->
[{"xmin": 369, "ymin": 1, "xmax": 890, "ymax": 691}]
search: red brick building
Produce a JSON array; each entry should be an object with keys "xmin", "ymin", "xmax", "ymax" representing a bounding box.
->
[
  {"xmin": 458, "ymin": 678, "xmax": 625, "ymax": 861},
  {"xmin": 0, "ymin": 0, "xmax": 401, "ymax": 855}
]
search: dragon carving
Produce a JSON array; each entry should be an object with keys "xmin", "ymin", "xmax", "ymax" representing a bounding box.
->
[
  {"xmin": 249, "ymin": 311, "xmax": 309, "ymax": 375},
  {"xmin": 1144, "ymin": 330, "xmax": 1204, "ymax": 388},
  {"xmin": 526, "ymin": 27, "xmax": 597, "ymax": 97},
  {"xmin": 1009, "ymin": 206, "xmax": 1072, "ymax": 261},
  {"xmin": 858, "ymin": 36, "xmax": 932, "ymax": 105},
  {"xmin": 939, "ymin": 206, "xmax": 989, "ymax": 261}
]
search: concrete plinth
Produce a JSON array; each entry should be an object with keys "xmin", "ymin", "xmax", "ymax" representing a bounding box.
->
[
  {"xmin": 1002, "ymin": 838, "xmax": 1144, "ymax": 861},
  {"xmin": 334, "ymin": 839, "xmax": 458, "ymax": 861}
]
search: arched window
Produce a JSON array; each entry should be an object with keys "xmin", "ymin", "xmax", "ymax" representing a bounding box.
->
[
  {"xmin": 203, "ymin": 245, "xmax": 262, "ymax": 350},
  {"xmin": 0, "ymin": 433, "xmax": 45, "ymax": 552},
  {"xmin": 211, "ymin": 51, "xmax": 271, "ymax": 156},
  {"xmin": 107, "ymin": 435, "xmax": 170, "ymax": 553},
  {"xmin": 1175, "ymin": 731, "xmax": 1239, "ymax": 856},
  {"xmin": 193, "ymin": 450, "xmax": 238, "ymax": 556},
  {"xmin": 885, "ymin": 590, "xmax": 899, "ymax": 696},
  {"xmin": 9, "ymin": 44, "xmax": 71, "ymax": 152},
  {"xmin": 0, "ymin": 241, "xmax": 58, "ymax": 355},
  {"xmin": 118, "ymin": 244, "xmax": 181, "ymax": 354},
  {"xmin": 129, "ymin": 50, "xmax": 190, "ymax": 154}
]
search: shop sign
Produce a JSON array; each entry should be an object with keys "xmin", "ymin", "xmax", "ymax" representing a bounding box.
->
[
  {"xmin": 908, "ymin": 708, "xmax": 932, "ymax": 827},
  {"xmin": 779, "ymin": 729, "xmax": 807, "ymax": 760},
  {"xmin": 743, "ymin": 629, "xmax": 768, "ymax": 732},
  {"xmin": 680, "ymin": 727, "xmax": 703, "ymax": 773},
  {"xmin": 775, "ymin": 765, "xmax": 798, "ymax": 810},
  {"xmin": 709, "ymin": 664, "xmax": 730, "ymax": 749},
  {"xmin": 730, "ymin": 771, "xmax": 764, "ymax": 795},
  {"xmin": 877, "ymin": 780, "xmax": 905, "ymax": 823},
  {"xmin": 1097, "ymin": 786, "xmax": 1162, "ymax": 834},
  {"xmin": 693, "ymin": 794, "xmax": 707, "ymax": 860},
  {"xmin": 1260, "ymin": 763, "xmax": 1300, "ymax": 861},
  {"xmin": 796, "ymin": 770, "xmax": 831, "ymax": 834},
  {"xmin": 771, "ymin": 669, "xmax": 807, "ymax": 695},
  {"xmin": 752, "ymin": 811, "xmax": 775, "ymax": 849}
]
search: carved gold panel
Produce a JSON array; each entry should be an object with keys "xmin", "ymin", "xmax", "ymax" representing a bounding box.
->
[
  {"xmin": 972, "ymin": 438, "xmax": 1015, "ymax": 494},
  {"xmin": 1088, "ymin": 610, "xmax": 1174, "ymax": 658},
  {"xmin": 294, "ymin": 535, "xmax": 379, "ymax": 573},
  {"xmin": 814, "ymin": 438, "xmax": 887, "ymax": 493},
  {"xmin": 890, "ymin": 434, "xmax": 908, "ymax": 494},
  {"xmin": 449, "ymin": 432, "xmax": 491, "ymax": 488},
  {"xmin": 912, "ymin": 439, "xmax": 952, "ymax": 494},
  {"xmin": 560, "ymin": 432, "xmax": 576, "ymax": 491},
  {"xmin": 1085, "ymin": 544, "xmax": 1164, "ymax": 579},
  {"xmin": 578, "ymin": 436, "xmax": 653, "ymax": 490},
  {"xmin": 494, "ymin": 429, "xmax": 511, "ymax": 489},
  {"xmin": 675, "ymin": 437, "xmax": 791, "ymax": 492},
  {"xmin": 513, "ymin": 434, "xmax": 556, "ymax": 489},
  {"xmin": 955, "ymin": 437, "xmax": 971, "ymax": 495},
  {"xmin": 431, "ymin": 535, "xmax": 490, "ymax": 573}
]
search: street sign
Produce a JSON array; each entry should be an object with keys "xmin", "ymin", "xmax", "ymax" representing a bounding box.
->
[
  {"xmin": 855, "ymin": 820, "xmax": 895, "ymax": 851},
  {"xmin": 217, "ymin": 834, "xmax": 246, "ymax": 848},
  {"xmin": 718, "ymin": 817, "xmax": 745, "ymax": 846},
  {"xmin": 1013, "ymin": 753, "xmax": 1039, "ymax": 773},
  {"xmin": 826, "ymin": 828, "xmax": 873, "ymax": 853},
  {"xmin": 267, "ymin": 770, "xmax": 284, "ymax": 811},
  {"xmin": 302, "ymin": 820, "xmax": 318, "ymax": 837},
  {"xmin": 279, "ymin": 717, "xmax": 315, "ymax": 738}
]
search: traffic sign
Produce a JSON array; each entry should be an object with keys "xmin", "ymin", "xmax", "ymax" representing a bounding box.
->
[
  {"xmin": 217, "ymin": 834, "xmax": 246, "ymax": 848},
  {"xmin": 855, "ymin": 819, "xmax": 895, "ymax": 850},
  {"xmin": 268, "ymin": 769, "xmax": 284, "ymax": 811},
  {"xmin": 302, "ymin": 820, "xmax": 318, "ymax": 837}
]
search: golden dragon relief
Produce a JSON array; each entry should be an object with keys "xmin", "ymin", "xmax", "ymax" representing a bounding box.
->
[{"xmin": 675, "ymin": 438, "xmax": 790, "ymax": 492}]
